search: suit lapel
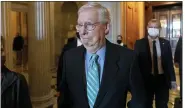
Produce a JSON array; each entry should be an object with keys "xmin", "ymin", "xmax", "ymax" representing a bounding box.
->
[
  {"xmin": 77, "ymin": 46, "xmax": 89, "ymax": 105},
  {"xmin": 73, "ymin": 39, "xmax": 77, "ymax": 48},
  {"xmin": 145, "ymin": 37, "xmax": 152, "ymax": 71},
  {"xmin": 94, "ymin": 40, "xmax": 119, "ymax": 108},
  {"xmin": 1, "ymin": 75, "xmax": 9, "ymax": 95},
  {"xmin": 1, "ymin": 66, "xmax": 17, "ymax": 95},
  {"xmin": 159, "ymin": 38, "xmax": 165, "ymax": 62}
]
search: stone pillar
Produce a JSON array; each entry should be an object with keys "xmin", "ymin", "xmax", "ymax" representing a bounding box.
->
[
  {"xmin": 49, "ymin": 2, "xmax": 56, "ymax": 70},
  {"xmin": 28, "ymin": 2, "xmax": 54, "ymax": 107},
  {"xmin": 1, "ymin": 2, "xmax": 14, "ymax": 70},
  {"xmin": 138, "ymin": 2, "xmax": 145, "ymax": 39}
]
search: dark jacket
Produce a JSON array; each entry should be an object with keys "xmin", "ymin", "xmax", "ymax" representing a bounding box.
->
[
  {"xmin": 1, "ymin": 65, "xmax": 32, "ymax": 108},
  {"xmin": 59, "ymin": 40, "xmax": 146, "ymax": 108},
  {"xmin": 134, "ymin": 37, "xmax": 176, "ymax": 88},
  {"xmin": 57, "ymin": 37, "xmax": 78, "ymax": 91},
  {"xmin": 13, "ymin": 35, "xmax": 24, "ymax": 51}
]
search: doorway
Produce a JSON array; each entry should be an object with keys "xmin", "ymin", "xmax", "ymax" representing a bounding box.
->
[{"xmin": 153, "ymin": 4, "xmax": 182, "ymax": 56}]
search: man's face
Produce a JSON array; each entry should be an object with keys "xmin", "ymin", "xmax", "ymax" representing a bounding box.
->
[
  {"xmin": 117, "ymin": 36, "xmax": 122, "ymax": 40},
  {"xmin": 77, "ymin": 8, "xmax": 109, "ymax": 53},
  {"xmin": 147, "ymin": 22, "xmax": 160, "ymax": 38}
]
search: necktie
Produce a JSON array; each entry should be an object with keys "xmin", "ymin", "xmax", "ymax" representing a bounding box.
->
[
  {"xmin": 87, "ymin": 54, "xmax": 100, "ymax": 108},
  {"xmin": 153, "ymin": 40, "xmax": 159, "ymax": 75}
]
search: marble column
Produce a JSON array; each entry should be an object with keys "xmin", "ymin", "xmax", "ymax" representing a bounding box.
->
[
  {"xmin": 28, "ymin": 2, "xmax": 54, "ymax": 107},
  {"xmin": 1, "ymin": 2, "xmax": 14, "ymax": 70},
  {"xmin": 49, "ymin": 2, "xmax": 56, "ymax": 70}
]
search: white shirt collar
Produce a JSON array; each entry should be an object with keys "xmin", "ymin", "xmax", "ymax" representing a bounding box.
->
[
  {"xmin": 77, "ymin": 39, "xmax": 82, "ymax": 46},
  {"xmin": 148, "ymin": 36, "xmax": 159, "ymax": 42}
]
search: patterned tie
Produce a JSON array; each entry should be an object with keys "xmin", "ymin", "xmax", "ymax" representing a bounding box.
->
[{"xmin": 87, "ymin": 54, "xmax": 100, "ymax": 108}]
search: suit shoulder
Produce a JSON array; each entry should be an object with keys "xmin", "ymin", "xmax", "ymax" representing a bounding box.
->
[
  {"xmin": 5, "ymin": 69, "xmax": 19, "ymax": 78},
  {"xmin": 64, "ymin": 45, "xmax": 82, "ymax": 57},
  {"xmin": 16, "ymin": 72, "xmax": 27, "ymax": 81},
  {"xmin": 9, "ymin": 70, "xmax": 27, "ymax": 81},
  {"xmin": 4, "ymin": 70, "xmax": 20, "ymax": 84},
  {"xmin": 159, "ymin": 37, "xmax": 169, "ymax": 42},
  {"xmin": 112, "ymin": 43, "xmax": 136, "ymax": 57},
  {"xmin": 136, "ymin": 37, "xmax": 147, "ymax": 42},
  {"xmin": 63, "ymin": 41, "xmax": 75, "ymax": 49},
  {"xmin": 159, "ymin": 38, "xmax": 171, "ymax": 46}
]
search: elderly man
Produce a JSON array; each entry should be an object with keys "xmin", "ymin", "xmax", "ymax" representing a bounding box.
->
[
  {"xmin": 1, "ymin": 36, "xmax": 32, "ymax": 108},
  {"xmin": 134, "ymin": 19, "xmax": 177, "ymax": 108},
  {"xmin": 58, "ymin": 3, "xmax": 146, "ymax": 108}
]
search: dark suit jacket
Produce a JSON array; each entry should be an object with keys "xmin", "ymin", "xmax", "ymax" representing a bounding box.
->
[
  {"xmin": 59, "ymin": 40, "xmax": 146, "ymax": 108},
  {"xmin": 57, "ymin": 37, "xmax": 78, "ymax": 91},
  {"xmin": 1, "ymin": 65, "xmax": 32, "ymax": 108},
  {"xmin": 174, "ymin": 37, "xmax": 182, "ymax": 72},
  {"xmin": 134, "ymin": 37, "xmax": 176, "ymax": 88},
  {"xmin": 13, "ymin": 35, "xmax": 24, "ymax": 51}
]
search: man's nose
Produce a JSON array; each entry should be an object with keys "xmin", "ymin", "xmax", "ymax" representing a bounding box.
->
[{"xmin": 80, "ymin": 25, "xmax": 87, "ymax": 35}]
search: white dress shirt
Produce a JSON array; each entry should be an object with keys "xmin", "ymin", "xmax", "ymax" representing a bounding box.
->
[
  {"xmin": 148, "ymin": 36, "xmax": 164, "ymax": 74},
  {"xmin": 77, "ymin": 39, "xmax": 82, "ymax": 46}
]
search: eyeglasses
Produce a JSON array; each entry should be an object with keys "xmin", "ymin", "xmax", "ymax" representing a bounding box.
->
[
  {"xmin": 148, "ymin": 27, "xmax": 160, "ymax": 29},
  {"xmin": 76, "ymin": 22, "xmax": 100, "ymax": 31}
]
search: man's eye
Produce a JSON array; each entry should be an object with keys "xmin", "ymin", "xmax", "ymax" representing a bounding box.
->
[
  {"xmin": 78, "ymin": 24, "xmax": 83, "ymax": 27},
  {"xmin": 86, "ymin": 22, "xmax": 93, "ymax": 25}
]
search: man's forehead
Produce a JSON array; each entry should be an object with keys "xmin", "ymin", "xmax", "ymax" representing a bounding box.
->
[
  {"xmin": 78, "ymin": 9, "xmax": 98, "ymax": 22},
  {"xmin": 148, "ymin": 23, "xmax": 159, "ymax": 27}
]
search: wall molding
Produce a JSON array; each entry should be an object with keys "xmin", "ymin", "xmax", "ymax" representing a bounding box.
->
[
  {"xmin": 31, "ymin": 90, "xmax": 54, "ymax": 108},
  {"xmin": 11, "ymin": 2, "xmax": 28, "ymax": 12}
]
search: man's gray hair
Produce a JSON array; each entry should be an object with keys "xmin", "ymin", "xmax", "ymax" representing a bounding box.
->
[{"xmin": 78, "ymin": 3, "xmax": 111, "ymax": 24}]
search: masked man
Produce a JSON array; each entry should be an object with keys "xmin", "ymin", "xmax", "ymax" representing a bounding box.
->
[{"xmin": 134, "ymin": 19, "xmax": 177, "ymax": 108}]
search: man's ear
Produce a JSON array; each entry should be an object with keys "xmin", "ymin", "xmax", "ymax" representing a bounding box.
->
[{"xmin": 105, "ymin": 23, "xmax": 110, "ymax": 35}]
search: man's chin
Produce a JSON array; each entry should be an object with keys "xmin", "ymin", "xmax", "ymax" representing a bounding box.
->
[{"xmin": 84, "ymin": 45, "xmax": 100, "ymax": 53}]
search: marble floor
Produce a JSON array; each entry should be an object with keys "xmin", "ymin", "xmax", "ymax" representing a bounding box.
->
[{"xmin": 14, "ymin": 64, "xmax": 181, "ymax": 108}]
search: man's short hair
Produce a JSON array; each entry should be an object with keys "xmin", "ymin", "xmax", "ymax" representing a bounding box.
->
[
  {"xmin": 78, "ymin": 3, "xmax": 111, "ymax": 24},
  {"xmin": 147, "ymin": 19, "xmax": 161, "ymax": 28}
]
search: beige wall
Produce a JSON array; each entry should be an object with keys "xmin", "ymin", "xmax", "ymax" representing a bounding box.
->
[
  {"xmin": 120, "ymin": 2, "xmax": 126, "ymax": 44},
  {"xmin": 120, "ymin": 2, "xmax": 145, "ymax": 46},
  {"xmin": 10, "ymin": 11, "xmax": 18, "ymax": 38}
]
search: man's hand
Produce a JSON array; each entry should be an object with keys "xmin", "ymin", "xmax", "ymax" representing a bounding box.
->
[
  {"xmin": 55, "ymin": 92, "xmax": 60, "ymax": 97},
  {"xmin": 171, "ymin": 81, "xmax": 177, "ymax": 90},
  {"xmin": 174, "ymin": 62, "xmax": 179, "ymax": 68}
]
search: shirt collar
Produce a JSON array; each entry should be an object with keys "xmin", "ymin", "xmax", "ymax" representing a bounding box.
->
[
  {"xmin": 148, "ymin": 36, "xmax": 159, "ymax": 42},
  {"xmin": 77, "ymin": 39, "xmax": 82, "ymax": 46},
  {"xmin": 86, "ymin": 45, "xmax": 106, "ymax": 62}
]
